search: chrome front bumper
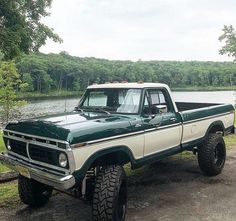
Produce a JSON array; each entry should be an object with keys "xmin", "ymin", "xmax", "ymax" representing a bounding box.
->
[{"xmin": 0, "ymin": 153, "xmax": 76, "ymax": 190}]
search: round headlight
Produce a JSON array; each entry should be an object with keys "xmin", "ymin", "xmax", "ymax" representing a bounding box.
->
[
  {"xmin": 7, "ymin": 141, "xmax": 11, "ymax": 151},
  {"xmin": 58, "ymin": 153, "xmax": 68, "ymax": 168}
]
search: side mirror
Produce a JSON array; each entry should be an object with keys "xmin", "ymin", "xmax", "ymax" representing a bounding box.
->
[
  {"xmin": 142, "ymin": 104, "xmax": 168, "ymax": 118},
  {"xmin": 156, "ymin": 105, "xmax": 167, "ymax": 114}
]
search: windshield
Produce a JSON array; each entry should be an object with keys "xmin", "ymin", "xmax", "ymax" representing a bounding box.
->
[{"xmin": 80, "ymin": 88, "xmax": 142, "ymax": 114}]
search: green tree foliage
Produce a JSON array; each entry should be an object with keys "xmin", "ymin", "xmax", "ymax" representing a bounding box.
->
[
  {"xmin": 0, "ymin": 61, "xmax": 27, "ymax": 123},
  {"xmin": 219, "ymin": 25, "xmax": 236, "ymax": 61},
  {"xmin": 0, "ymin": 0, "xmax": 62, "ymax": 60},
  {"xmin": 22, "ymin": 73, "xmax": 34, "ymax": 92},
  {"xmin": 73, "ymin": 79, "xmax": 81, "ymax": 91},
  {"xmin": 16, "ymin": 53, "xmax": 236, "ymax": 94}
]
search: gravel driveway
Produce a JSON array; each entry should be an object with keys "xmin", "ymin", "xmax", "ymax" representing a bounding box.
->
[{"xmin": 1, "ymin": 149, "xmax": 236, "ymax": 221}]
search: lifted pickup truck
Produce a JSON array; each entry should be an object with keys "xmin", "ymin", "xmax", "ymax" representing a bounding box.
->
[{"xmin": 0, "ymin": 83, "xmax": 235, "ymax": 221}]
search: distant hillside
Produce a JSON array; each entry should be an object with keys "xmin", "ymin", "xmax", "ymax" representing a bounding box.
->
[{"xmin": 16, "ymin": 52, "xmax": 236, "ymax": 94}]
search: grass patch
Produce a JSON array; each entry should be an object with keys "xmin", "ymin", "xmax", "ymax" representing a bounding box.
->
[
  {"xmin": 0, "ymin": 165, "xmax": 9, "ymax": 173},
  {"xmin": 0, "ymin": 136, "xmax": 19, "ymax": 208},
  {"xmin": 0, "ymin": 181, "xmax": 19, "ymax": 208},
  {"xmin": 0, "ymin": 132, "xmax": 10, "ymax": 173},
  {"xmin": 225, "ymin": 134, "xmax": 236, "ymax": 149},
  {"xmin": 124, "ymin": 163, "xmax": 151, "ymax": 177},
  {"xmin": 0, "ymin": 132, "xmax": 5, "ymax": 152}
]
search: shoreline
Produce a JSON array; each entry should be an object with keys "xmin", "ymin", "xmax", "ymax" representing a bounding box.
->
[
  {"xmin": 17, "ymin": 88, "xmax": 236, "ymax": 100},
  {"xmin": 17, "ymin": 93, "xmax": 82, "ymax": 101},
  {"xmin": 172, "ymin": 87, "xmax": 236, "ymax": 92}
]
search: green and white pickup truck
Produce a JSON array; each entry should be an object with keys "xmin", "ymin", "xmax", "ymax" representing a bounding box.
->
[{"xmin": 0, "ymin": 82, "xmax": 235, "ymax": 221}]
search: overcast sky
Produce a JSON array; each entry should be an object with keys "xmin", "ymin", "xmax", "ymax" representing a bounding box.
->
[{"xmin": 40, "ymin": 0, "xmax": 236, "ymax": 61}]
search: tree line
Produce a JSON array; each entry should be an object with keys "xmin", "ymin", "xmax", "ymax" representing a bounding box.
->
[{"xmin": 16, "ymin": 52, "xmax": 236, "ymax": 93}]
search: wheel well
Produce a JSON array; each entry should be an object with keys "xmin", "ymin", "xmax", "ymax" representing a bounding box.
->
[
  {"xmin": 92, "ymin": 150, "xmax": 132, "ymax": 167},
  {"xmin": 208, "ymin": 124, "xmax": 224, "ymax": 135}
]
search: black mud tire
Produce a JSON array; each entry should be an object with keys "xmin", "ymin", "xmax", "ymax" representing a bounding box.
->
[
  {"xmin": 92, "ymin": 165, "xmax": 127, "ymax": 221},
  {"xmin": 18, "ymin": 175, "xmax": 53, "ymax": 207},
  {"xmin": 198, "ymin": 133, "xmax": 226, "ymax": 176}
]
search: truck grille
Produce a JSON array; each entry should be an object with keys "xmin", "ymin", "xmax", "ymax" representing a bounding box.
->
[
  {"xmin": 29, "ymin": 144, "xmax": 60, "ymax": 167},
  {"xmin": 9, "ymin": 139, "xmax": 28, "ymax": 157},
  {"xmin": 6, "ymin": 139, "xmax": 69, "ymax": 169}
]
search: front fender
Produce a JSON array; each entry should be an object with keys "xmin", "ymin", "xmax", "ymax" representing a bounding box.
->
[{"xmin": 72, "ymin": 145, "xmax": 135, "ymax": 182}]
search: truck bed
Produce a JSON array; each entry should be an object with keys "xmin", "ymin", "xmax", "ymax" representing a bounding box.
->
[
  {"xmin": 175, "ymin": 102, "xmax": 235, "ymax": 148},
  {"xmin": 176, "ymin": 102, "xmax": 220, "ymax": 112}
]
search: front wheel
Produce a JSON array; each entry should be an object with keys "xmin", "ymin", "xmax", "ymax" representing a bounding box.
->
[
  {"xmin": 92, "ymin": 165, "xmax": 127, "ymax": 221},
  {"xmin": 18, "ymin": 175, "xmax": 53, "ymax": 207},
  {"xmin": 198, "ymin": 133, "xmax": 226, "ymax": 176}
]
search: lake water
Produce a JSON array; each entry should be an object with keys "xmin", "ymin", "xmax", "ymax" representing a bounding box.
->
[
  {"xmin": 173, "ymin": 91, "xmax": 236, "ymax": 105},
  {"xmin": 18, "ymin": 91, "xmax": 236, "ymax": 120}
]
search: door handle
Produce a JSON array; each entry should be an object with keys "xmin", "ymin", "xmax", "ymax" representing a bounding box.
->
[
  {"xmin": 134, "ymin": 123, "xmax": 142, "ymax": 128},
  {"xmin": 170, "ymin": 117, "xmax": 177, "ymax": 122}
]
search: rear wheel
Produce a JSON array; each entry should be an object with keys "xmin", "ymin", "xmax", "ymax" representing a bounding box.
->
[
  {"xmin": 18, "ymin": 175, "xmax": 53, "ymax": 207},
  {"xmin": 198, "ymin": 133, "xmax": 226, "ymax": 176},
  {"xmin": 92, "ymin": 165, "xmax": 127, "ymax": 221}
]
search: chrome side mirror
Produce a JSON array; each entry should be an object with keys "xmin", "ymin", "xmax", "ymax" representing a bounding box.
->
[{"xmin": 156, "ymin": 105, "xmax": 167, "ymax": 114}]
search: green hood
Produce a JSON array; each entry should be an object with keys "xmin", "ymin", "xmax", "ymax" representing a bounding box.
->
[{"xmin": 5, "ymin": 112, "xmax": 136, "ymax": 144}]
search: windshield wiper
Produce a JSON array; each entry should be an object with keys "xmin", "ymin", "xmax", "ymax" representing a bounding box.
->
[
  {"xmin": 95, "ymin": 108, "xmax": 111, "ymax": 115},
  {"xmin": 82, "ymin": 107, "xmax": 111, "ymax": 115}
]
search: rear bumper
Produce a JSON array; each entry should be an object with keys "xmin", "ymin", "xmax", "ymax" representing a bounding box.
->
[{"xmin": 0, "ymin": 153, "xmax": 75, "ymax": 190}]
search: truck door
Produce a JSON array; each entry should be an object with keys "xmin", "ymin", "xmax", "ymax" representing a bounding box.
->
[{"xmin": 142, "ymin": 88, "xmax": 182, "ymax": 156}]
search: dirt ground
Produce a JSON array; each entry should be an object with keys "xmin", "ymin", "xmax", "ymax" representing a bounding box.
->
[{"xmin": 1, "ymin": 149, "xmax": 236, "ymax": 221}]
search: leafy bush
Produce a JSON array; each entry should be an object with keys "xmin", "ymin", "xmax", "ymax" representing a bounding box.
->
[{"xmin": 0, "ymin": 61, "xmax": 27, "ymax": 124}]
